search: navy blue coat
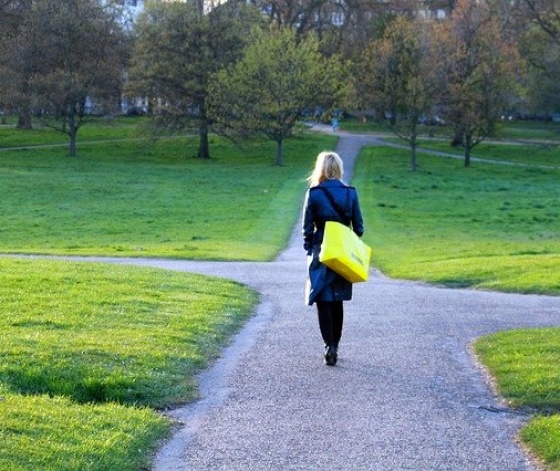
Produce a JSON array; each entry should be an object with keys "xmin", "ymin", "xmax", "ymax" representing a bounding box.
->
[{"xmin": 302, "ymin": 179, "xmax": 364, "ymax": 305}]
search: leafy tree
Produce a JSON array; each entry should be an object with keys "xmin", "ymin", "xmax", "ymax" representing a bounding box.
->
[
  {"xmin": 208, "ymin": 26, "xmax": 346, "ymax": 166},
  {"xmin": 432, "ymin": 0, "xmax": 520, "ymax": 167},
  {"xmin": 355, "ymin": 15, "xmax": 436, "ymax": 171},
  {"xmin": 128, "ymin": 0, "xmax": 260, "ymax": 159},
  {"xmin": 29, "ymin": 0, "xmax": 126, "ymax": 156}
]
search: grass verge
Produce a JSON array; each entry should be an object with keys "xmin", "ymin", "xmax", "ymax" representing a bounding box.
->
[
  {"xmin": 475, "ymin": 329, "xmax": 560, "ymax": 470},
  {"xmin": 0, "ymin": 257, "xmax": 257, "ymax": 469}
]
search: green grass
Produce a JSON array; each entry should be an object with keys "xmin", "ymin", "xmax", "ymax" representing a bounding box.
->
[
  {"xmin": 520, "ymin": 415, "xmax": 560, "ymax": 470},
  {"xmin": 475, "ymin": 329, "xmax": 560, "ymax": 470},
  {"xmin": 413, "ymin": 139, "xmax": 560, "ymax": 167},
  {"xmin": 500, "ymin": 120, "xmax": 560, "ymax": 142},
  {"xmin": 475, "ymin": 329, "xmax": 560, "ymax": 411},
  {"xmin": 341, "ymin": 115, "xmax": 560, "ymax": 143},
  {"xmin": 0, "ymin": 385, "xmax": 170, "ymax": 471},
  {"xmin": 0, "ymin": 133, "xmax": 335, "ymax": 260},
  {"xmin": 0, "ymin": 257, "xmax": 257, "ymax": 469},
  {"xmin": 354, "ymin": 146, "xmax": 560, "ymax": 294},
  {"xmin": 0, "ymin": 117, "xmax": 145, "ymax": 148}
]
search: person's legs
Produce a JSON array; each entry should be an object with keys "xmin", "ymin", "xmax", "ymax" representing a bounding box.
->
[
  {"xmin": 332, "ymin": 301, "xmax": 344, "ymax": 348},
  {"xmin": 316, "ymin": 301, "xmax": 338, "ymax": 366},
  {"xmin": 316, "ymin": 301, "xmax": 333, "ymax": 346}
]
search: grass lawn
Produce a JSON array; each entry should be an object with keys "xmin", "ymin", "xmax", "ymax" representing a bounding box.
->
[
  {"xmin": 339, "ymin": 115, "xmax": 560, "ymax": 143},
  {"xmin": 352, "ymin": 143, "xmax": 560, "ymax": 469},
  {"xmin": 0, "ymin": 116, "xmax": 146, "ymax": 148},
  {"xmin": 0, "ymin": 257, "xmax": 257, "ymax": 470},
  {"xmin": 475, "ymin": 329, "xmax": 560, "ymax": 470},
  {"xmin": 354, "ymin": 146, "xmax": 560, "ymax": 294},
  {"xmin": 414, "ymin": 138, "xmax": 560, "ymax": 167},
  {"xmin": 0, "ymin": 132, "xmax": 336, "ymax": 260}
]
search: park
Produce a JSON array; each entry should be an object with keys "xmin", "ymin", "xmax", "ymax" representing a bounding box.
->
[
  {"xmin": 1, "ymin": 0, "xmax": 560, "ymax": 469},
  {"xmin": 0, "ymin": 115, "xmax": 559, "ymax": 470}
]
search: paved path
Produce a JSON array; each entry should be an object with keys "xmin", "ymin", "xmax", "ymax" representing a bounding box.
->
[{"xmin": 51, "ymin": 130, "xmax": 560, "ymax": 470}]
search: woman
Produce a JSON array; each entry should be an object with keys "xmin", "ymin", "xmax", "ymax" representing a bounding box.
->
[{"xmin": 302, "ymin": 151, "xmax": 364, "ymax": 366}]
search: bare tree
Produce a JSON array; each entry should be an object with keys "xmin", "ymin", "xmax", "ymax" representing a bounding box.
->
[
  {"xmin": 246, "ymin": 0, "xmax": 453, "ymax": 58},
  {"xmin": 511, "ymin": 0, "xmax": 560, "ymax": 114},
  {"xmin": 518, "ymin": 0, "xmax": 560, "ymax": 43}
]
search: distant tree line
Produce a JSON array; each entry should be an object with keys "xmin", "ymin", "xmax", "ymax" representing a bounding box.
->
[{"xmin": 0, "ymin": 0, "xmax": 557, "ymax": 165}]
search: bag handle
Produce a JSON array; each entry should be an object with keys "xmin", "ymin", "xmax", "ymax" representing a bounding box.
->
[{"xmin": 317, "ymin": 186, "xmax": 351, "ymax": 224}]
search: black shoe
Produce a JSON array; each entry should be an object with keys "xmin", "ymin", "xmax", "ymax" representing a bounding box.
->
[{"xmin": 324, "ymin": 345, "xmax": 337, "ymax": 366}]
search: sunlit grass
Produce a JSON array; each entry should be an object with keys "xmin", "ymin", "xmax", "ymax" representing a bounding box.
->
[
  {"xmin": 476, "ymin": 329, "xmax": 560, "ymax": 411},
  {"xmin": 0, "ymin": 385, "xmax": 170, "ymax": 471},
  {"xmin": 476, "ymin": 329, "xmax": 560, "ymax": 470},
  {"xmin": 0, "ymin": 258, "xmax": 257, "ymax": 406},
  {"xmin": 0, "ymin": 257, "xmax": 257, "ymax": 469},
  {"xmin": 520, "ymin": 416, "xmax": 560, "ymax": 471}
]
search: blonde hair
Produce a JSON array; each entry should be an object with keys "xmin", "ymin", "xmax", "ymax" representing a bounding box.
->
[{"xmin": 307, "ymin": 151, "xmax": 344, "ymax": 187}]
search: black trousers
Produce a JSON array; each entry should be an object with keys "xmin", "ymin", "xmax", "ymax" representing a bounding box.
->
[{"xmin": 316, "ymin": 301, "xmax": 344, "ymax": 348}]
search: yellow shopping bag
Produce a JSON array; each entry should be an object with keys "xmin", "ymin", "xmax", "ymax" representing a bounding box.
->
[{"xmin": 319, "ymin": 221, "xmax": 372, "ymax": 283}]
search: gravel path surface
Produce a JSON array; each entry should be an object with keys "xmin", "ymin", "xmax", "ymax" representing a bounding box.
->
[{"xmin": 45, "ymin": 129, "xmax": 560, "ymax": 470}]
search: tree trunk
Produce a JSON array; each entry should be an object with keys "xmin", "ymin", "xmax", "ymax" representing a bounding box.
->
[
  {"xmin": 17, "ymin": 112, "xmax": 32, "ymax": 130},
  {"xmin": 197, "ymin": 118, "xmax": 210, "ymax": 159},
  {"xmin": 451, "ymin": 125, "xmax": 463, "ymax": 147},
  {"xmin": 409, "ymin": 130, "xmax": 418, "ymax": 172},
  {"xmin": 17, "ymin": 82, "xmax": 33, "ymax": 130},
  {"xmin": 464, "ymin": 133, "xmax": 472, "ymax": 167},
  {"xmin": 275, "ymin": 139, "xmax": 283, "ymax": 166},
  {"xmin": 68, "ymin": 111, "xmax": 77, "ymax": 157},
  {"xmin": 410, "ymin": 144, "xmax": 417, "ymax": 172}
]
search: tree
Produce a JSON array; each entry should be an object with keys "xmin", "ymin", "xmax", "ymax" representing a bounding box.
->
[
  {"xmin": 433, "ymin": 0, "xmax": 519, "ymax": 167},
  {"xmin": 355, "ymin": 15, "xmax": 437, "ymax": 171},
  {"xmin": 208, "ymin": 26, "xmax": 346, "ymax": 166},
  {"xmin": 246, "ymin": 0, "xmax": 453, "ymax": 59},
  {"xmin": 128, "ymin": 0, "xmax": 259, "ymax": 159},
  {"xmin": 513, "ymin": 0, "xmax": 560, "ymax": 114},
  {"xmin": 0, "ymin": 0, "xmax": 36, "ymax": 129},
  {"xmin": 29, "ymin": 0, "xmax": 126, "ymax": 156}
]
